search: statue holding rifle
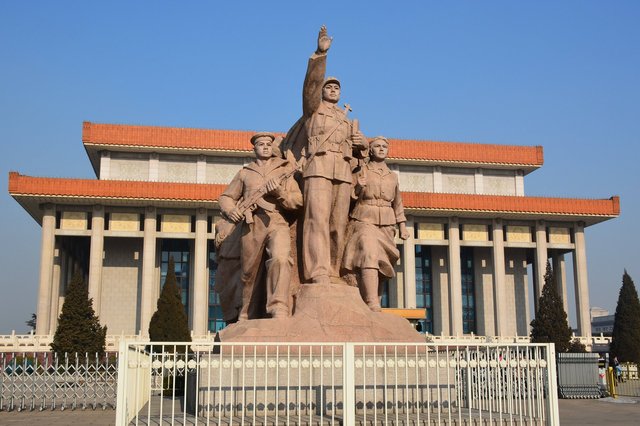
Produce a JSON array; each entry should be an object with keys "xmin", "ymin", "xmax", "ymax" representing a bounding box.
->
[
  {"xmin": 216, "ymin": 26, "xmax": 423, "ymax": 343},
  {"xmin": 217, "ymin": 132, "xmax": 302, "ymax": 321}
]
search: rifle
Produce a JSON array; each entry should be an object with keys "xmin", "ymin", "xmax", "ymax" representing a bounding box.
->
[
  {"xmin": 215, "ymin": 160, "xmax": 299, "ymax": 248},
  {"xmin": 216, "ymin": 104, "xmax": 361, "ymax": 247}
]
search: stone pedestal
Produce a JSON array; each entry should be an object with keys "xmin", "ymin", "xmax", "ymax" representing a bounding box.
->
[{"xmin": 219, "ymin": 283, "xmax": 423, "ymax": 343}]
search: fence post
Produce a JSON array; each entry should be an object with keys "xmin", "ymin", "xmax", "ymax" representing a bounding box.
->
[
  {"xmin": 114, "ymin": 339, "xmax": 128, "ymax": 426},
  {"xmin": 607, "ymin": 367, "xmax": 617, "ymax": 398},
  {"xmin": 545, "ymin": 344, "xmax": 560, "ymax": 426},
  {"xmin": 343, "ymin": 343, "xmax": 355, "ymax": 426}
]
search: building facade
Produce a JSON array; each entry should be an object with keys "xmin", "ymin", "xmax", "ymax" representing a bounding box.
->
[
  {"xmin": 591, "ymin": 307, "xmax": 614, "ymax": 335},
  {"xmin": 9, "ymin": 122, "xmax": 620, "ymax": 339}
]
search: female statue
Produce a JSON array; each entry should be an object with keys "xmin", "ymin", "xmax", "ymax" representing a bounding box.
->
[{"xmin": 342, "ymin": 136, "xmax": 410, "ymax": 311}]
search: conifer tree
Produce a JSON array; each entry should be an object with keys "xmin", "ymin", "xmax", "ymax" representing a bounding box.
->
[
  {"xmin": 610, "ymin": 271, "xmax": 640, "ymax": 365},
  {"xmin": 51, "ymin": 271, "xmax": 107, "ymax": 359},
  {"xmin": 25, "ymin": 313, "xmax": 37, "ymax": 332},
  {"xmin": 149, "ymin": 256, "xmax": 191, "ymax": 347},
  {"xmin": 530, "ymin": 261, "xmax": 572, "ymax": 353}
]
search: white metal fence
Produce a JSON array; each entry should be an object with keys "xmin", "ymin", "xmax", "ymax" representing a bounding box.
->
[
  {"xmin": 116, "ymin": 341, "xmax": 559, "ymax": 425},
  {"xmin": 0, "ymin": 352, "xmax": 118, "ymax": 412}
]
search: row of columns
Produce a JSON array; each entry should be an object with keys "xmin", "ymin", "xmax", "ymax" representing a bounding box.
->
[
  {"xmin": 35, "ymin": 204, "xmax": 212, "ymax": 337},
  {"xmin": 400, "ymin": 217, "xmax": 592, "ymax": 337},
  {"xmin": 133, "ymin": 207, "xmax": 211, "ymax": 336},
  {"xmin": 35, "ymin": 204, "xmax": 592, "ymax": 338}
]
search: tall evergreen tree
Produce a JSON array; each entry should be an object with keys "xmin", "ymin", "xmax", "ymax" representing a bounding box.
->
[
  {"xmin": 51, "ymin": 271, "xmax": 107, "ymax": 359},
  {"xmin": 610, "ymin": 271, "xmax": 640, "ymax": 365},
  {"xmin": 25, "ymin": 313, "xmax": 37, "ymax": 332},
  {"xmin": 149, "ymin": 256, "xmax": 191, "ymax": 346},
  {"xmin": 530, "ymin": 261, "xmax": 572, "ymax": 353}
]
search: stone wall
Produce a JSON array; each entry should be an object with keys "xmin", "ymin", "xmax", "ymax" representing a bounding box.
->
[
  {"xmin": 504, "ymin": 248, "xmax": 530, "ymax": 336},
  {"xmin": 474, "ymin": 247, "xmax": 495, "ymax": 336},
  {"xmin": 100, "ymin": 237, "xmax": 143, "ymax": 335},
  {"xmin": 158, "ymin": 154, "xmax": 197, "ymax": 182},
  {"xmin": 398, "ymin": 165, "xmax": 434, "ymax": 192},
  {"xmin": 205, "ymin": 157, "xmax": 245, "ymax": 184},
  {"xmin": 442, "ymin": 168, "xmax": 475, "ymax": 193},
  {"xmin": 431, "ymin": 246, "xmax": 449, "ymax": 335},
  {"xmin": 109, "ymin": 153, "xmax": 150, "ymax": 181},
  {"xmin": 483, "ymin": 170, "xmax": 516, "ymax": 195}
]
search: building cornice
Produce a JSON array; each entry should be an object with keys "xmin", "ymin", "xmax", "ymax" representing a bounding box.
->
[
  {"xmin": 82, "ymin": 121, "xmax": 544, "ymax": 176},
  {"xmin": 9, "ymin": 172, "xmax": 619, "ymax": 226}
]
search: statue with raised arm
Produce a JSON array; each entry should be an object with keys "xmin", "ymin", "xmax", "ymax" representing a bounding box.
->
[
  {"xmin": 282, "ymin": 25, "xmax": 368, "ymax": 285},
  {"xmin": 218, "ymin": 28, "xmax": 424, "ymax": 344}
]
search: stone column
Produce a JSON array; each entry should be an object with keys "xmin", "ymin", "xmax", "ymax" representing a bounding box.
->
[
  {"xmin": 474, "ymin": 168, "xmax": 484, "ymax": 194},
  {"xmin": 448, "ymin": 217, "xmax": 463, "ymax": 335},
  {"xmin": 88, "ymin": 205, "xmax": 105, "ymax": 316},
  {"xmin": 36, "ymin": 204, "xmax": 56, "ymax": 335},
  {"xmin": 196, "ymin": 155, "xmax": 207, "ymax": 183},
  {"xmin": 192, "ymin": 208, "xmax": 209, "ymax": 336},
  {"xmin": 492, "ymin": 219, "xmax": 507, "ymax": 336},
  {"xmin": 139, "ymin": 207, "xmax": 157, "ymax": 336},
  {"xmin": 572, "ymin": 222, "xmax": 592, "ymax": 337},
  {"xmin": 515, "ymin": 170, "xmax": 525, "ymax": 196},
  {"xmin": 49, "ymin": 241, "xmax": 62, "ymax": 332},
  {"xmin": 403, "ymin": 217, "xmax": 416, "ymax": 309},
  {"xmin": 431, "ymin": 246, "xmax": 449, "ymax": 335},
  {"xmin": 433, "ymin": 166, "xmax": 443, "ymax": 193},
  {"xmin": 149, "ymin": 153, "xmax": 159, "ymax": 182},
  {"xmin": 553, "ymin": 254, "xmax": 569, "ymax": 315},
  {"xmin": 99, "ymin": 151, "xmax": 111, "ymax": 179},
  {"xmin": 534, "ymin": 221, "xmax": 548, "ymax": 303}
]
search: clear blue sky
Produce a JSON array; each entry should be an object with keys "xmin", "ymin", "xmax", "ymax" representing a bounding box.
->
[{"xmin": 1, "ymin": 1, "xmax": 638, "ymax": 334}]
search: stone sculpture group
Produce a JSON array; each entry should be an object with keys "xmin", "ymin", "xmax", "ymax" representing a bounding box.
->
[{"xmin": 215, "ymin": 27, "xmax": 417, "ymax": 341}]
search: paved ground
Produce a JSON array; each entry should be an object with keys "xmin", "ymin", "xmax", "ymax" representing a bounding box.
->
[
  {"xmin": 559, "ymin": 397, "xmax": 639, "ymax": 425},
  {"xmin": 0, "ymin": 398, "xmax": 638, "ymax": 425},
  {"xmin": 0, "ymin": 408, "xmax": 116, "ymax": 425}
]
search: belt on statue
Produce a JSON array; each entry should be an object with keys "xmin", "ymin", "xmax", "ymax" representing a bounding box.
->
[{"xmin": 362, "ymin": 199, "xmax": 392, "ymax": 207}]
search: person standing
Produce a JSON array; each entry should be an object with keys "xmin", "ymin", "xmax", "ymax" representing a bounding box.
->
[
  {"xmin": 342, "ymin": 137, "xmax": 410, "ymax": 311},
  {"xmin": 284, "ymin": 26, "xmax": 368, "ymax": 285},
  {"xmin": 219, "ymin": 132, "xmax": 302, "ymax": 319}
]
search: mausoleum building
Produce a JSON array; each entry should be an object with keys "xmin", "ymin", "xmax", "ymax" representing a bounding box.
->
[{"xmin": 8, "ymin": 122, "xmax": 619, "ymax": 339}]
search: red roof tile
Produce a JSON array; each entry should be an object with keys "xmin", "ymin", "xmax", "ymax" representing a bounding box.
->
[
  {"xmin": 82, "ymin": 122, "xmax": 544, "ymax": 167},
  {"xmin": 8, "ymin": 172, "xmax": 225, "ymax": 202},
  {"xmin": 9, "ymin": 173, "xmax": 618, "ymax": 218},
  {"xmin": 402, "ymin": 192, "xmax": 620, "ymax": 217}
]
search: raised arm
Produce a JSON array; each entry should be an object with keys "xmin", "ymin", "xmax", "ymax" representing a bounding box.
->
[{"xmin": 302, "ymin": 26, "xmax": 332, "ymax": 117}]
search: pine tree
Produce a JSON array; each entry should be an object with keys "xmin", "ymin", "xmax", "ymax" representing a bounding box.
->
[
  {"xmin": 51, "ymin": 271, "xmax": 107, "ymax": 359},
  {"xmin": 25, "ymin": 313, "xmax": 37, "ymax": 332},
  {"xmin": 530, "ymin": 261, "xmax": 572, "ymax": 353},
  {"xmin": 610, "ymin": 271, "xmax": 640, "ymax": 365},
  {"xmin": 149, "ymin": 256, "xmax": 191, "ymax": 348}
]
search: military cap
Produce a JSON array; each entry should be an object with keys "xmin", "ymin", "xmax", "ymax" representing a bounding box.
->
[
  {"xmin": 323, "ymin": 76, "xmax": 341, "ymax": 88},
  {"xmin": 250, "ymin": 132, "xmax": 276, "ymax": 145}
]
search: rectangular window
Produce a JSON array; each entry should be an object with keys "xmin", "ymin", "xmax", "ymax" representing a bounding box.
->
[
  {"xmin": 461, "ymin": 247, "xmax": 476, "ymax": 334},
  {"xmin": 380, "ymin": 280, "xmax": 390, "ymax": 308},
  {"xmin": 160, "ymin": 239, "xmax": 191, "ymax": 316},
  {"xmin": 415, "ymin": 245, "xmax": 434, "ymax": 333},
  {"xmin": 208, "ymin": 241, "xmax": 226, "ymax": 332}
]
